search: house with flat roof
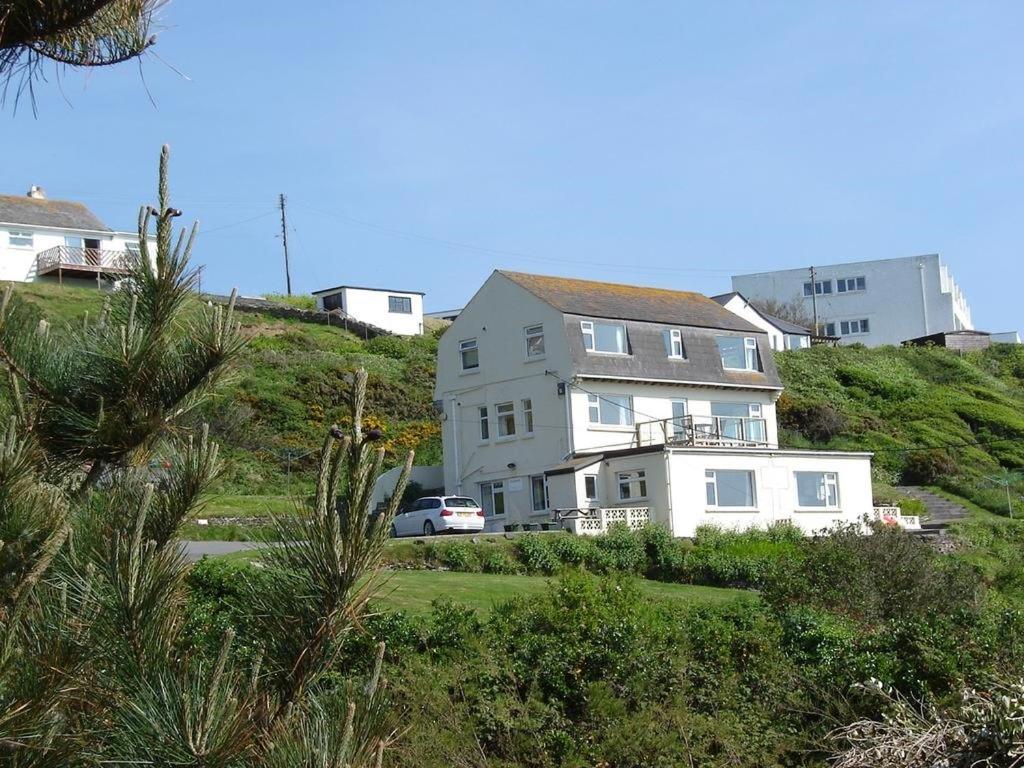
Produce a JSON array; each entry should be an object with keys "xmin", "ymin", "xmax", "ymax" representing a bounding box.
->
[
  {"xmin": 0, "ymin": 187, "xmax": 152, "ymax": 287},
  {"xmin": 731, "ymin": 254, "xmax": 973, "ymax": 347},
  {"xmin": 311, "ymin": 284, "xmax": 425, "ymax": 335},
  {"xmin": 434, "ymin": 270, "xmax": 880, "ymax": 537}
]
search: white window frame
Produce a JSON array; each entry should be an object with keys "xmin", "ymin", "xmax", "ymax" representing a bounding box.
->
[
  {"xmin": 524, "ymin": 324, "xmax": 545, "ymax": 359},
  {"xmin": 388, "ymin": 295, "xmax": 413, "ymax": 314},
  {"xmin": 8, "ymin": 230, "xmax": 33, "ymax": 249},
  {"xmin": 495, "ymin": 401, "xmax": 516, "ymax": 438},
  {"xmin": 705, "ymin": 469, "xmax": 758, "ymax": 510},
  {"xmin": 794, "ymin": 471, "xmax": 841, "ymax": 510},
  {"xmin": 584, "ymin": 474, "xmax": 599, "ymax": 502},
  {"xmin": 478, "ymin": 406, "xmax": 489, "ymax": 441},
  {"xmin": 479, "ymin": 481, "xmax": 505, "ymax": 518},
  {"xmin": 664, "ymin": 328, "xmax": 685, "ymax": 359},
  {"xmin": 530, "ymin": 474, "xmax": 548, "ymax": 512},
  {"xmin": 670, "ymin": 399, "xmax": 688, "ymax": 441},
  {"xmin": 521, "ymin": 398, "xmax": 534, "ymax": 435},
  {"xmin": 586, "ymin": 393, "xmax": 634, "ymax": 428},
  {"xmin": 580, "ymin": 319, "xmax": 628, "ymax": 355},
  {"xmin": 839, "ymin": 319, "xmax": 870, "ymax": 336},
  {"xmin": 617, "ymin": 470, "xmax": 648, "ymax": 501},
  {"xmin": 717, "ymin": 336, "xmax": 762, "ymax": 372},
  {"xmin": 459, "ymin": 338, "xmax": 479, "ymax": 371},
  {"xmin": 823, "ymin": 322, "xmax": 836, "ymax": 337}
]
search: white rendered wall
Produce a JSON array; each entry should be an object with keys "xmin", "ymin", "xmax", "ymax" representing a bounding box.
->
[
  {"xmin": 732, "ymin": 255, "xmax": 973, "ymax": 347},
  {"xmin": 0, "ymin": 225, "xmax": 148, "ymax": 283},
  {"xmin": 666, "ymin": 448, "xmax": 872, "ymax": 537},
  {"xmin": 315, "ymin": 288, "xmax": 423, "ymax": 335},
  {"xmin": 568, "ymin": 379, "xmax": 780, "ymax": 454},
  {"xmin": 720, "ymin": 295, "xmax": 786, "ymax": 351},
  {"xmin": 434, "ymin": 273, "xmax": 573, "ymax": 531}
]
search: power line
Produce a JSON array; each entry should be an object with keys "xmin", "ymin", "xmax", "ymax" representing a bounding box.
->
[
  {"xmin": 201, "ymin": 209, "xmax": 277, "ymax": 234},
  {"xmin": 290, "ymin": 200, "xmax": 765, "ymax": 277}
]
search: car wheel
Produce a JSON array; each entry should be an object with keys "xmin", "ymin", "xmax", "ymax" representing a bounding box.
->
[
  {"xmin": 390, "ymin": 523, "xmax": 399, "ymax": 539},
  {"xmin": 423, "ymin": 520, "xmax": 435, "ymax": 536}
]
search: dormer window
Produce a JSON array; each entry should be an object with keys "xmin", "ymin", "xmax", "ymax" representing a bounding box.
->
[
  {"xmin": 663, "ymin": 328, "xmax": 685, "ymax": 359},
  {"xmin": 581, "ymin": 320, "xmax": 627, "ymax": 355},
  {"xmin": 717, "ymin": 336, "xmax": 762, "ymax": 372}
]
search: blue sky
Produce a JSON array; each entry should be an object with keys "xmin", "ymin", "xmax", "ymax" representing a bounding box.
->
[{"xmin": 3, "ymin": 2, "xmax": 1022, "ymax": 332}]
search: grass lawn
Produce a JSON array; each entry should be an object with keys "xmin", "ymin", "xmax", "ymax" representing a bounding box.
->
[
  {"xmin": 198, "ymin": 494, "xmax": 297, "ymax": 519},
  {"xmin": 369, "ymin": 570, "xmax": 750, "ymax": 616}
]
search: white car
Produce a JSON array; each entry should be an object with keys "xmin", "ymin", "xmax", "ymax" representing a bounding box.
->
[{"xmin": 391, "ymin": 496, "xmax": 485, "ymax": 537}]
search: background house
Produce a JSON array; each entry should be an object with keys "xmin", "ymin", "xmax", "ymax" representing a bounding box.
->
[
  {"xmin": 712, "ymin": 292, "xmax": 811, "ymax": 351},
  {"xmin": 311, "ymin": 284, "xmax": 425, "ymax": 335},
  {"xmin": 434, "ymin": 270, "xmax": 874, "ymax": 537},
  {"xmin": 0, "ymin": 187, "xmax": 149, "ymax": 287},
  {"xmin": 731, "ymin": 254, "xmax": 974, "ymax": 347}
]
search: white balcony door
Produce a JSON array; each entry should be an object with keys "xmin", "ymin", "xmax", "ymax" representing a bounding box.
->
[{"xmin": 670, "ymin": 399, "xmax": 687, "ymax": 441}]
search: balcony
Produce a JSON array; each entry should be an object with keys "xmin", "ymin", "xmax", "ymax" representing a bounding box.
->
[
  {"xmin": 35, "ymin": 246, "xmax": 133, "ymax": 281},
  {"xmin": 633, "ymin": 415, "xmax": 769, "ymax": 449}
]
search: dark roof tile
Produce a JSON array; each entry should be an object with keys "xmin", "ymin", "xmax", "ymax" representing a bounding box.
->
[{"xmin": 0, "ymin": 195, "xmax": 110, "ymax": 232}]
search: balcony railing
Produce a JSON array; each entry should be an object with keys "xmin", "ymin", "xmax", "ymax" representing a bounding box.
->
[
  {"xmin": 555, "ymin": 506, "xmax": 651, "ymax": 536},
  {"xmin": 634, "ymin": 415, "xmax": 769, "ymax": 448},
  {"xmin": 36, "ymin": 246, "xmax": 133, "ymax": 276}
]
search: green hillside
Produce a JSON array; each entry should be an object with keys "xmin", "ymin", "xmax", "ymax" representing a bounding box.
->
[
  {"xmin": 3, "ymin": 281, "xmax": 443, "ymax": 498},
  {"xmin": 7, "ymin": 281, "xmax": 1024, "ymax": 516},
  {"xmin": 776, "ymin": 343, "xmax": 1024, "ymax": 513}
]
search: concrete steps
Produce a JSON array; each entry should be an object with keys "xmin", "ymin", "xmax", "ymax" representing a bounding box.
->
[{"xmin": 894, "ymin": 486, "xmax": 970, "ymax": 530}]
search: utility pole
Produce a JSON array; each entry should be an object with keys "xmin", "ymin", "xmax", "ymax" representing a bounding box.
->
[
  {"xmin": 279, "ymin": 193, "xmax": 292, "ymax": 296},
  {"xmin": 809, "ymin": 265, "xmax": 819, "ymax": 335}
]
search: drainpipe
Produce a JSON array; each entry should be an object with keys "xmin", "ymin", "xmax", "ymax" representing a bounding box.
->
[
  {"xmin": 918, "ymin": 260, "xmax": 930, "ymax": 335},
  {"xmin": 663, "ymin": 450, "xmax": 674, "ymax": 535},
  {"xmin": 449, "ymin": 397, "xmax": 461, "ymax": 495},
  {"xmin": 562, "ymin": 376, "xmax": 575, "ymax": 458}
]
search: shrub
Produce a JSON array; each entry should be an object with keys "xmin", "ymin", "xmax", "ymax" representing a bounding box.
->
[
  {"xmin": 364, "ymin": 334, "xmax": 410, "ymax": 360},
  {"xmin": 547, "ymin": 533, "xmax": 594, "ymax": 566},
  {"xmin": 513, "ymin": 534, "xmax": 559, "ymax": 575},
  {"xmin": 481, "ymin": 548, "xmax": 522, "ymax": 574},
  {"xmin": 637, "ymin": 523, "xmax": 686, "ymax": 580},
  {"xmin": 437, "ymin": 541, "xmax": 481, "ymax": 572},
  {"xmin": 778, "ymin": 398, "xmax": 847, "ymax": 442},
  {"xmin": 902, "ymin": 448, "xmax": 960, "ymax": 484},
  {"xmin": 591, "ymin": 523, "xmax": 646, "ymax": 574}
]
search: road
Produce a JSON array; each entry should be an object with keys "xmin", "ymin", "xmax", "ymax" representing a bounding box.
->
[{"xmin": 181, "ymin": 540, "xmax": 263, "ymax": 561}]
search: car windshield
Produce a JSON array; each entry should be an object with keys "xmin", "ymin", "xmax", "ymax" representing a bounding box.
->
[{"xmin": 444, "ymin": 497, "xmax": 478, "ymax": 508}]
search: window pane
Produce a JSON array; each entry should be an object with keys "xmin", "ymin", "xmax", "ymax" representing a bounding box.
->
[
  {"xmin": 479, "ymin": 407, "xmax": 489, "ymax": 440},
  {"xmin": 594, "ymin": 322, "xmax": 626, "ymax": 353},
  {"xmin": 598, "ymin": 395, "xmax": 633, "ymax": 426},
  {"xmin": 522, "ymin": 399, "xmax": 534, "ymax": 432},
  {"xmin": 796, "ymin": 472, "xmax": 827, "ymax": 507},
  {"xmin": 861, "ymin": 318, "xmax": 869, "ymax": 332},
  {"xmin": 716, "ymin": 337, "xmax": 746, "ymax": 369},
  {"xmin": 857, "ymin": 277, "xmax": 866, "ymax": 290},
  {"xmin": 715, "ymin": 470, "xmax": 756, "ymax": 507},
  {"xmin": 803, "ymin": 283, "xmax": 813, "ymax": 296},
  {"xmin": 526, "ymin": 332, "xmax": 545, "ymax": 357},
  {"xmin": 584, "ymin": 475, "xmax": 598, "ymax": 499},
  {"xmin": 531, "ymin": 476, "xmax": 547, "ymax": 511}
]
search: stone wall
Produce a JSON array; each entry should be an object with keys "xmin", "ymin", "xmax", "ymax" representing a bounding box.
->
[{"xmin": 203, "ymin": 294, "xmax": 390, "ymax": 339}]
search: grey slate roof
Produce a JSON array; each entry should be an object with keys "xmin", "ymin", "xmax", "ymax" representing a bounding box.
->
[
  {"xmin": 500, "ymin": 271, "xmax": 763, "ymax": 333},
  {"xmin": 0, "ymin": 195, "xmax": 110, "ymax": 232},
  {"xmin": 711, "ymin": 291, "xmax": 810, "ymax": 335},
  {"xmin": 564, "ymin": 315, "xmax": 783, "ymax": 389}
]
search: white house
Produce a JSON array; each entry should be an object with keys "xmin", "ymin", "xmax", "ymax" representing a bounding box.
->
[
  {"xmin": 311, "ymin": 284, "xmax": 424, "ymax": 336},
  {"xmin": 711, "ymin": 292, "xmax": 811, "ymax": 351},
  {"xmin": 731, "ymin": 254, "xmax": 973, "ymax": 347},
  {"xmin": 434, "ymin": 270, "xmax": 877, "ymax": 537},
  {"xmin": 0, "ymin": 187, "xmax": 151, "ymax": 287}
]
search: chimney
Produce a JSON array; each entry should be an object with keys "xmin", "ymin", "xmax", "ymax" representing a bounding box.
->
[{"xmin": 27, "ymin": 185, "xmax": 46, "ymax": 200}]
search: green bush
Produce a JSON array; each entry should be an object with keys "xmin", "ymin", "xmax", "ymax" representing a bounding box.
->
[
  {"xmin": 546, "ymin": 532, "xmax": 594, "ymax": 565},
  {"xmin": 481, "ymin": 548, "xmax": 521, "ymax": 574},
  {"xmin": 513, "ymin": 534, "xmax": 559, "ymax": 575},
  {"xmin": 590, "ymin": 523, "xmax": 646, "ymax": 574},
  {"xmin": 437, "ymin": 541, "xmax": 482, "ymax": 572}
]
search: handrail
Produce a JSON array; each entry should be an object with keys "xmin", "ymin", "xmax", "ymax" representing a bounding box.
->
[
  {"xmin": 36, "ymin": 245, "xmax": 133, "ymax": 272},
  {"xmin": 634, "ymin": 414, "xmax": 769, "ymax": 448}
]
